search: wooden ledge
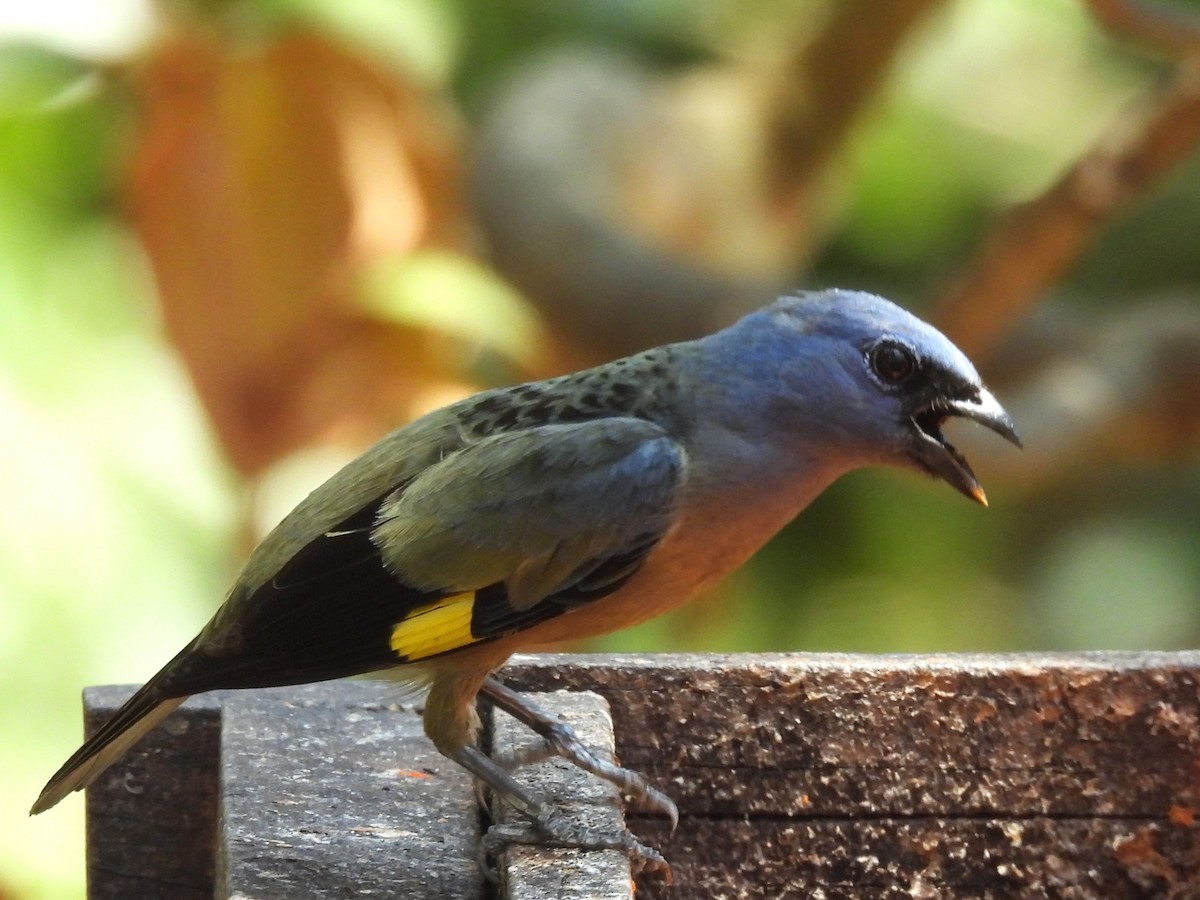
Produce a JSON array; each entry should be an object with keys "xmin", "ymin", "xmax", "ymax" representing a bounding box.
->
[{"xmin": 82, "ymin": 652, "xmax": 1200, "ymax": 898}]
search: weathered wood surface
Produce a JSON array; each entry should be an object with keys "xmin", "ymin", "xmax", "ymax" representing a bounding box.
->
[
  {"xmin": 83, "ymin": 652, "xmax": 1200, "ymax": 899},
  {"xmin": 86, "ymin": 682, "xmax": 488, "ymax": 899},
  {"xmin": 491, "ymin": 691, "xmax": 634, "ymax": 899},
  {"xmin": 84, "ymin": 683, "xmax": 629, "ymax": 898},
  {"xmin": 84, "ymin": 687, "xmax": 225, "ymax": 900},
  {"xmin": 217, "ymin": 685, "xmax": 484, "ymax": 898},
  {"xmin": 501, "ymin": 652, "xmax": 1200, "ymax": 899}
]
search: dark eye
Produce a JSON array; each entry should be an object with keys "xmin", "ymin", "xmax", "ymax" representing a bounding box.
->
[{"xmin": 870, "ymin": 341, "xmax": 917, "ymax": 384}]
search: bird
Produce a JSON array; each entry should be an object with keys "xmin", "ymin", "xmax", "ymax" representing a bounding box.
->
[{"xmin": 31, "ymin": 288, "xmax": 1020, "ymax": 874}]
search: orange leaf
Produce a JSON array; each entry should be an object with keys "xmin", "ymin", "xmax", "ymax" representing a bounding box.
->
[{"xmin": 129, "ymin": 29, "xmax": 465, "ymax": 474}]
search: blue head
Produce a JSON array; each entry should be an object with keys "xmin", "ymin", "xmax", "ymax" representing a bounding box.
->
[{"xmin": 714, "ymin": 289, "xmax": 1021, "ymax": 503}]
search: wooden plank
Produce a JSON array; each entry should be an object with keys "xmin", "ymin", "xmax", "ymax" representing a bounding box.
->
[
  {"xmin": 490, "ymin": 690, "xmax": 633, "ymax": 900},
  {"xmin": 216, "ymin": 681, "xmax": 486, "ymax": 899},
  {"xmin": 85, "ymin": 687, "xmax": 224, "ymax": 900},
  {"xmin": 83, "ymin": 653, "xmax": 1200, "ymax": 897},
  {"xmin": 499, "ymin": 652, "xmax": 1200, "ymax": 898},
  {"xmin": 631, "ymin": 817, "xmax": 1200, "ymax": 899}
]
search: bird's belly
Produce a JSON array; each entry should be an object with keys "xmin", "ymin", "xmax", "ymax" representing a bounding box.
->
[{"xmin": 521, "ymin": 469, "xmax": 838, "ymax": 646}]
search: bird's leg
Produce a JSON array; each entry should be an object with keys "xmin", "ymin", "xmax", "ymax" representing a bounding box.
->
[
  {"xmin": 479, "ymin": 677, "xmax": 678, "ymax": 829},
  {"xmin": 449, "ymin": 744, "xmax": 670, "ymax": 877}
]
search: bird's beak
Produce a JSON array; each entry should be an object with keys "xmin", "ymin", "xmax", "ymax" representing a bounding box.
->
[{"xmin": 907, "ymin": 387, "xmax": 1021, "ymax": 506}]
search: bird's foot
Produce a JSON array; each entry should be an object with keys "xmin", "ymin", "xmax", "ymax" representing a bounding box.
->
[
  {"xmin": 481, "ymin": 815, "xmax": 672, "ymax": 881},
  {"xmin": 481, "ymin": 677, "xmax": 678, "ymax": 828},
  {"xmin": 494, "ymin": 723, "xmax": 679, "ymax": 827},
  {"xmin": 452, "ymin": 744, "xmax": 672, "ymax": 883}
]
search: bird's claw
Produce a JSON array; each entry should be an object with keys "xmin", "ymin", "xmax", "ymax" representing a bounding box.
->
[
  {"xmin": 494, "ymin": 721, "xmax": 679, "ymax": 831},
  {"xmin": 481, "ymin": 819, "xmax": 672, "ymax": 881}
]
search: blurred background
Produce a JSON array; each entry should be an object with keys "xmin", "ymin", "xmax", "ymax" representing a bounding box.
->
[{"xmin": 4, "ymin": 0, "xmax": 1200, "ymax": 895}]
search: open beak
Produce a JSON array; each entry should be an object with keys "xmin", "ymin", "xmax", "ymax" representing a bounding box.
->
[{"xmin": 907, "ymin": 387, "xmax": 1021, "ymax": 506}]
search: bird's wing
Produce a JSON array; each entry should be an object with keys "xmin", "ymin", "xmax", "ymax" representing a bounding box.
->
[
  {"xmin": 374, "ymin": 417, "xmax": 685, "ymax": 656},
  {"xmin": 184, "ymin": 417, "xmax": 684, "ymax": 690},
  {"xmin": 375, "ymin": 418, "xmax": 683, "ymax": 603}
]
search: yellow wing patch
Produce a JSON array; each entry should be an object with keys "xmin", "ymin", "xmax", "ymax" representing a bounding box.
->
[{"xmin": 390, "ymin": 592, "xmax": 478, "ymax": 661}]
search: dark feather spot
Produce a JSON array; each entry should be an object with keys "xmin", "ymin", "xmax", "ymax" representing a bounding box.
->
[
  {"xmin": 525, "ymin": 400, "xmax": 556, "ymax": 423},
  {"xmin": 609, "ymin": 382, "xmax": 639, "ymax": 401},
  {"xmin": 472, "ymin": 395, "xmax": 506, "ymax": 415},
  {"xmin": 493, "ymin": 408, "xmax": 521, "ymax": 430},
  {"xmin": 555, "ymin": 406, "xmax": 591, "ymax": 423}
]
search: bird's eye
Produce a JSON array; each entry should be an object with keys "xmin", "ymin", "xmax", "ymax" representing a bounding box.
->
[{"xmin": 869, "ymin": 341, "xmax": 917, "ymax": 384}]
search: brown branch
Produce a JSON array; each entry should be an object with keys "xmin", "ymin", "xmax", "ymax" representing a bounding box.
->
[
  {"xmin": 761, "ymin": 0, "xmax": 947, "ymax": 212},
  {"xmin": 932, "ymin": 57, "xmax": 1200, "ymax": 360},
  {"xmin": 932, "ymin": 0, "xmax": 1200, "ymax": 359}
]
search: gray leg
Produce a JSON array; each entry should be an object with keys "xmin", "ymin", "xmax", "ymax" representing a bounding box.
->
[
  {"xmin": 449, "ymin": 744, "xmax": 670, "ymax": 877},
  {"xmin": 479, "ymin": 677, "xmax": 679, "ymax": 829}
]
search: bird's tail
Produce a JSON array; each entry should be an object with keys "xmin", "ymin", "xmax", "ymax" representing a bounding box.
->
[{"xmin": 30, "ymin": 649, "xmax": 195, "ymax": 815}]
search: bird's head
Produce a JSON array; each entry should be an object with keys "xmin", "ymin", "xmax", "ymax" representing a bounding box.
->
[{"xmin": 745, "ymin": 290, "xmax": 1021, "ymax": 504}]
